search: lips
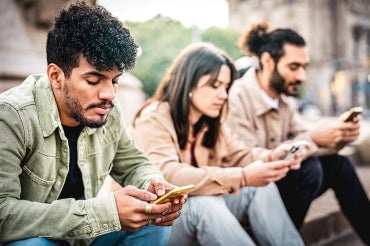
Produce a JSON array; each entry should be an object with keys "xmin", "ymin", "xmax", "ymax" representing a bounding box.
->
[
  {"xmin": 93, "ymin": 105, "xmax": 111, "ymax": 115},
  {"xmin": 213, "ymin": 103, "xmax": 224, "ymax": 109}
]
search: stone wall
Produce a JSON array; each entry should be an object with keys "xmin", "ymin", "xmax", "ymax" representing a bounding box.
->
[
  {"xmin": 0, "ymin": 0, "xmax": 145, "ymax": 124},
  {"xmin": 228, "ymin": 0, "xmax": 370, "ymax": 116}
]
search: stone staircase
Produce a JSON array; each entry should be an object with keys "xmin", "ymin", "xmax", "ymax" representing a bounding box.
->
[{"xmin": 300, "ymin": 146, "xmax": 370, "ymax": 245}]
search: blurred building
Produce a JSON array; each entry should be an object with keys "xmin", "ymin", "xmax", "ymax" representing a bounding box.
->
[
  {"xmin": 0, "ymin": 0, "xmax": 145, "ymax": 124},
  {"xmin": 228, "ymin": 0, "xmax": 370, "ymax": 116}
]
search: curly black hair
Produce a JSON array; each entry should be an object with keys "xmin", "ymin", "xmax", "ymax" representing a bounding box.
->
[{"xmin": 46, "ymin": 1, "xmax": 138, "ymax": 77}]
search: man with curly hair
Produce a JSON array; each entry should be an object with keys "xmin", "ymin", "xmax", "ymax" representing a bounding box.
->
[
  {"xmin": 0, "ymin": 2, "xmax": 186, "ymax": 245},
  {"xmin": 227, "ymin": 22, "xmax": 370, "ymax": 244}
]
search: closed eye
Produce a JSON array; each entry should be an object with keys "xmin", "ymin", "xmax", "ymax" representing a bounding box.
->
[{"xmin": 87, "ymin": 80, "xmax": 99, "ymax": 85}]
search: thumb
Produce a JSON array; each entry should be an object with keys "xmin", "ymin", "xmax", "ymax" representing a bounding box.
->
[{"xmin": 116, "ymin": 185, "xmax": 157, "ymax": 202}]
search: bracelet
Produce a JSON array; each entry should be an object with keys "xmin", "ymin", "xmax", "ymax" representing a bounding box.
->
[{"xmin": 241, "ymin": 167, "xmax": 248, "ymax": 186}]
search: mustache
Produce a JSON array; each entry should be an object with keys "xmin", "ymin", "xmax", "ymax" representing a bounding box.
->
[
  {"xmin": 86, "ymin": 100, "xmax": 114, "ymax": 110},
  {"xmin": 289, "ymin": 80, "xmax": 303, "ymax": 86}
]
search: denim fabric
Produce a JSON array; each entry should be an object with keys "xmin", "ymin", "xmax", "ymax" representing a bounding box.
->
[
  {"xmin": 167, "ymin": 183, "xmax": 304, "ymax": 246},
  {"xmin": 5, "ymin": 237, "xmax": 60, "ymax": 246},
  {"xmin": 0, "ymin": 74, "xmax": 164, "ymax": 244},
  {"xmin": 92, "ymin": 224, "xmax": 171, "ymax": 246},
  {"xmin": 5, "ymin": 225, "xmax": 171, "ymax": 246}
]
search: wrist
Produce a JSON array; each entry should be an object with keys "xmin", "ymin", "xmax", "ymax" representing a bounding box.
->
[{"xmin": 240, "ymin": 167, "xmax": 248, "ymax": 187}]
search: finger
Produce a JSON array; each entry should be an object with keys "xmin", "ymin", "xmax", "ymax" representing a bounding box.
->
[
  {"xmin": 149, "ymin": 179, "xmax": 175, "ymax": 197},
  {"xmin": 267, "ymin": 168, "xmax": 288, "ymax": 180},
  {"xmin": 149, "ymin": 179, "xmax": 166, "ymax": 196},
  {"xmin": 289, "ymin": 163, "xmax": 301, "ymax": 170},
  {"xmin": 352, "ymin": 115, "xmax": 361, "ymax": 123},
  {"xmin": 143, "ymin": 202, "xmax": 172, "ymax": 216},
  {"xmin": 144, "ymin": 203, "xmax": 153, "ymax": 215},
  {"xmin": 267, "ymin": 160, "xmax": 288, "ymax": 169},
  {"xmin": 154, "ymin": 211, "xmax": 181, "ymax": 225},
  {"xmin": 121, "ymin": 185, "xmax": 157, "ymax": 202},
  {"xmin": 272, "ymin": 160, "xmax": 294, "ymax": 169}
]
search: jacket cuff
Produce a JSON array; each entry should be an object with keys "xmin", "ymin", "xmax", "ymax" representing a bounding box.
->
[{"xmin": 85, "ymin": 192, "xmax": 121, "ymax": 237}]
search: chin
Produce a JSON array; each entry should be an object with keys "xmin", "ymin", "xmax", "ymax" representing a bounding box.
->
[{"xmin": 206, "ymin": 112, "xmax": 220, "ymax": 118}]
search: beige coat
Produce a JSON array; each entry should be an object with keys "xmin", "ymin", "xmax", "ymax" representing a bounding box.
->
[
  {"xmin": 129, "ymin": 101, "xmax": 270, "ymax": 196},
  {"xmin": 227, "ymin": 67, "xmax": 319, "ymax": 155}
]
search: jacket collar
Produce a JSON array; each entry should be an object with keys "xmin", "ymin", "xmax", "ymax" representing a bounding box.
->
[
  {"xmin": 34, "ymin": 75, "xmax": 98, "ymax": 137},
  {"xmin": 34, "ymin": 75, "xmax": 61, "ymax": 137}
]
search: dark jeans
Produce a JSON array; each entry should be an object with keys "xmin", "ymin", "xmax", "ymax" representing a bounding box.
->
[
  {"xmin": 276, "ymin": 155, "xmax": 370, "ymax": 245},
  {"xmin": 3, "ymin": 224, "xmax": 170, "ymax": 246}
]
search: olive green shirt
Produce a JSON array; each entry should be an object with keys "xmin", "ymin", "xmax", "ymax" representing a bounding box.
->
[{"xmin": 0, "ymin": 74, "xmax": 164, "ymax": 245}]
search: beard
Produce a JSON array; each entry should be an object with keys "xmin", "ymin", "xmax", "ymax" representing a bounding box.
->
[
  {"xmin": 63, "ymin": 85, "xmax": 114, "ymax": 128},
  {"xmin": 270, "ymin": 66, "xmax": 302, "ymax": 97}
]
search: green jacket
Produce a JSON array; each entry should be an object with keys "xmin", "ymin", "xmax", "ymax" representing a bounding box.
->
[{"xmin": 0, "ymin": 74, "xmax": 164, "ymax": 245}]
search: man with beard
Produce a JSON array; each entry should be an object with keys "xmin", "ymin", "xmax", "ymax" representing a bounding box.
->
[
  {"xmin": 227, "ymin": 22, "xmax": 370, "ymax": 244},
  {"xmin": 0, "ymin": 2, "xmax": 186, "ymax": 245}
]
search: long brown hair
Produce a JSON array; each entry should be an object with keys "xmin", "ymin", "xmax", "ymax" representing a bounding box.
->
[{"xmin": 134, "ymin": 42, "xmax": 237, "ymax": 149}]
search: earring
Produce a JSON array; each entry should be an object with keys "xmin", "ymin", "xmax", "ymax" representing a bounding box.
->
[{"xmin": 189, "ymin": 92, "xmax": 193, "ymax": 99}]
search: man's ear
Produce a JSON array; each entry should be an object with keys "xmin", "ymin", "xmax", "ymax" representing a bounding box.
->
[
  {"xmin": 260, "ymin": 52, "xmax": 275, "ymax": 72},
  {"xmin": 47, "ymin": 63, "xmax": 65, "ymax": 89}
]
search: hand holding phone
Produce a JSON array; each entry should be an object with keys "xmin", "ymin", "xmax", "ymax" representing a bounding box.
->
[
  {"xmin": 153, "ymin": 184, "xmax": 196, "ymax": 204},
  {"xmin": 339, "ymin": 107, "xmax": 363, "ymax": 122},
  {"xmin": 284, "ymin": 140, "xmax": 309, "ymax": 160}
]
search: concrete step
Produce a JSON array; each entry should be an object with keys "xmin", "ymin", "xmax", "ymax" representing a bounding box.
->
[{"xmin": 300, "ymin": 166, "xmax": 370, "ymax": 245}]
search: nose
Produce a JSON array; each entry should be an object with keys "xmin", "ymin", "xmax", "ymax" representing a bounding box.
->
[
  {"xmin": 218, "ymin": 87, "xmax": 228, "ymax": 99},
  {"xmin": 99, "ymin": 82, "xmax": 117, "ymax": 101},
  {"xmin": 296, "ymin": 68, "xmax": 306, "ymax": 82}
]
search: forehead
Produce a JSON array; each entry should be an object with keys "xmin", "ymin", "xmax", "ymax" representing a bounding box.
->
[
  {"xmin": 73, "ymin": 56, "xmax": 120, "ymax": 76},
  {"xmin": 279, "ymin": 44, "xmax": 309, "ymax": 65},
  {"xmin": 217, "ymin": 64, "xmax": 231, "ymax": 83}
]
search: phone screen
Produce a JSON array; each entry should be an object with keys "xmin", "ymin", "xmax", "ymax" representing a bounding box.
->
[{"xmin": 153, "ymin": 185, "xmax": 195, "ymax": 204}]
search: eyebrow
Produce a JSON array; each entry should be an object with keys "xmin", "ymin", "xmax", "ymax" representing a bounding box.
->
[
  {"xmin": 82, "ymin": 71, "xmax": 123, "ymax": 79},
  {"xmin": 289, "ymin": 62, "xmax": 309, "ymax": 67},
  {"xmin": 217, "ymin": 79, "xmax": 231, "ymax": 85}
]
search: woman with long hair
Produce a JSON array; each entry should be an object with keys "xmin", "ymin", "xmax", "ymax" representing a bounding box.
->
[{"xmin": 130, "ymin": 42, "xmax": 304, "ymax": 245}]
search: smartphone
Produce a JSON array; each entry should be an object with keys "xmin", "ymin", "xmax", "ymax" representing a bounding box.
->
[
  {"xmin": 153, "ymin": 184, "xmax": 196, "ymax": 204},
  {"xmin": 340, "ymin": 106, "xmax": 363, "ymax": 122},
  {"xmin": 284, "ymin": 140, "xmax": 309, "ymax": 160}
]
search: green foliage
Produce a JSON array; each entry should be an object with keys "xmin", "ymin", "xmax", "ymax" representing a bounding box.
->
[
  {"xmin": 126, "ymin": 15, "xmax": 193, "ymax": 96},
  {"xmin": 201, "ymin": 27, "xmax": 243, "ymax": 60},
  {"xmin": 124, "ymin": 15, "xmax": 242, "ymax": 97}
]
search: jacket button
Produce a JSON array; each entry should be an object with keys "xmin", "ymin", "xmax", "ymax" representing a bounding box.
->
[{"xmin": 102, "ymin": 224, "xmax": 108, "ymax": 230}]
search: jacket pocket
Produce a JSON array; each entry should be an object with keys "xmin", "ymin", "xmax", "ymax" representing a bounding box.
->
[
  {"xmin": 20, "ymin": 166, "xmax": 55, "ymax": 202},
  {"xmin": 97, "ymin": 162, "xmax": 113, "ymax": 189}
]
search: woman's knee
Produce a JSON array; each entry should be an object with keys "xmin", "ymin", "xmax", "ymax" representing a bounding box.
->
[{"xmin": 187, "ymin": 196, "xmax": 227, "ymax": 217}]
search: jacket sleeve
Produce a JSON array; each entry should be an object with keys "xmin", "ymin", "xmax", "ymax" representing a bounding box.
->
[
  {"xmin": 110, "ymin": 118, "xmax": 165, "ymax": 190},
  {"xmin": 0, "ymin": 103, "xmax": 121, "ymax": 242},
  {"xmin": 218, "ymin": 123, "xmax": 271, "ymax": 166}
]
